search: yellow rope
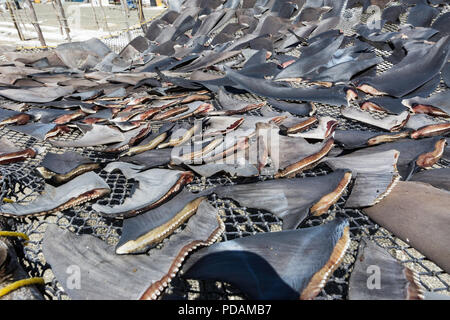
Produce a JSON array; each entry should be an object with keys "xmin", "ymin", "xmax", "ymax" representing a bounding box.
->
[
  {"xmin": 0, "ymin": 231, "xmax": 29, "ymax": 241},
  {"xmin": 16, "ymin": 45, "xmax": 56, "ymax": 50},
  {"xmin": 0, "ymin": 278, "xmax": 45, "ymax": 298},
  {"xmin": 2, "ymin": 198, "xmax": 13, "ymax": 203}
]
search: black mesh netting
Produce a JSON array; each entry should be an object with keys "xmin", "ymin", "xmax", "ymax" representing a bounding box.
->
[{"xmin": 0, "ymin": 2, "xmax": 449, "ymax": 300}]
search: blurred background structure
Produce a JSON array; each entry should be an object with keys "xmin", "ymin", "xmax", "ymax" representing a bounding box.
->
[{"xmin": 0, "ymin": 0, "xmax": 165, "ymax": 48}]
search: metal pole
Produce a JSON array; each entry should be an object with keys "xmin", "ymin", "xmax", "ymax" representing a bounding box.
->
[
  {"xmin": 137, "ymin": 0, "xmax": 146, "ymax": 32},
  {"xmin": 97, "ymin": 0, "xmax": 112, "ymax": 36},
  {"xmin": 24, "ymin": 0, "xmax": 47, "ymax": 47},
  {"xmin": 6, "ymin": 0, "xmax": 24, "ymax": 41},
  {"xmin": 90, "ymin": 0, "xmax": 101, "ymax": 31},
  {"xmin": 119, "ymin": 0, "xmax": 131, "ymax": 41},
  {"xmin": 14, "ymin": 1, "xmax": 30, "ymax": 36},
  {"xmin": 51, "ymin": 0, "xmax": 64, "ymax": 36},
  {"xmin": 53, "ymin": 0, "xmax": 71, "ymax": 42}
]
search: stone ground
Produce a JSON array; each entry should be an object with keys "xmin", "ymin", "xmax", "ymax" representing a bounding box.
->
[{"xmin": 0, "ymin": 2, "xmax": 164, "ymax": 47}]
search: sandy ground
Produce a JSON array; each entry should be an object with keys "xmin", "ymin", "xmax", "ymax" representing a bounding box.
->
[{"xmin": 0, "ymin": 2, "xmax": 165, "ymax": 47}]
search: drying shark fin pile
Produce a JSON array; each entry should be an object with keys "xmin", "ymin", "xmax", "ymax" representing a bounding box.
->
[{"xmin": 0, "ymin": 0, "xmax": 449, "ymax": 300}]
